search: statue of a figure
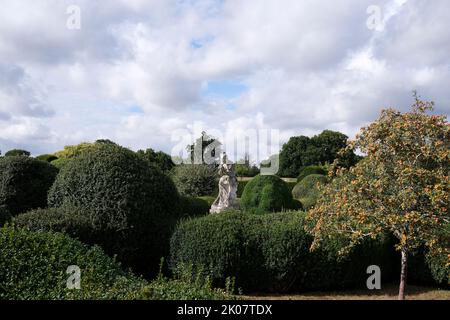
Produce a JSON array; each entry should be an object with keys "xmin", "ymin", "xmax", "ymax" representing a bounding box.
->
[{"xmin": 210, "ymin": 152, "xmax": 240, "ymax": 214}]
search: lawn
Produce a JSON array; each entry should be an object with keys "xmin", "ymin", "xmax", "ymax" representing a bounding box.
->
[{"xmin": 243, "ymin": 285, "xmax": 450, "ymax": 300}]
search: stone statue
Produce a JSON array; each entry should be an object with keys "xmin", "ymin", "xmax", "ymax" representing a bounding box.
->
[{"xmin": 210, "ymin": 152, "xmax": 240, "ymax": 214}]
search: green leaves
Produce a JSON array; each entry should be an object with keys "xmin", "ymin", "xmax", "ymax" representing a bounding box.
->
[{"xmin": 307, "ymin": 98, "xmax": 449, "ymax": 282}]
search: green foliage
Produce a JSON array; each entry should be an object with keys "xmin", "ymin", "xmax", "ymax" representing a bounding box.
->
[
  {"xmin": 240, "ymin": 175, "xmax": 296, "ymax": 212},
  {"xmin": 142, "ymin": 262, "xmax": 236, "ymax": 300},
  {"xmin": 178, "ymin": 196, "xmax": 211, "ymax": 218},
  {"xmin": 48, "ymin": 143, "xmax": 181, "ymax": 277},
  {"xmin": 279, "ymin": 130, "xmax": 358, "ymax": 177},
  {"xmin": 292, "ymin": 174, "xmax": 329, "ymax": 210},
  {"xmin": 307, "ymin": 99, "xmax": 450, "ymax": 299},
  {"xmin": 136, "ymin": 148, "xmax": 175, "ymax": 174},
  {"xmin": 5, "ymin": 149, "xmax": 30, "ymax": 157},
  {"xmin": 237, "ymin": 180, "xmax": 249, "ymax": 197},
  {"xmin": 197, "ymin": 196, "xmax": 216, "ymax": 206},
  {"xmin": 170, "ymin": 211, "xmax": 396, "ymax": 293},
  {"xmin": 0, "ymin": 225, "xmax": 147, "ymax": 299},
  {"xmin": 297, "ymin": 165, "xmax": 327, "ymax": 182},
  {"xmin": 53, "ymin": 142, "xmax": 97, "ymax": 159},
  {"xmin": 50, "ymin": 157, "xmax": 71, "ymax": 169},
  {"xmin": 36, "ymin": 154, "xmax": 58, "ymax": 162},
  {"xmin": 235, "ymin": 155, "xmax": 260, "ymax": 177},
  {"xmin": 187, "ymin": 131, "xmax": 222, "ymax": 165},
  {"xmin": 0, "ymin": 206, "xmax": 11, "ymax": 227},
  {"xmin": 0, "ymin": 156, "xmax": 58, "ymax": 216},
  {"xmin": 172, "ymin": 164, "xmax": 218, "ymax": 197},
  {"xmin": 12, "ymin": 205, "xmax": 94, "ymax": 241}
]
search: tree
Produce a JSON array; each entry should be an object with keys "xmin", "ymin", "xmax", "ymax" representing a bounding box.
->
[
  {"xmin": 5, "ymin": 149, "xmax": 30, "ymax": 157},
  {"xmin": 235, "ymin": 153, "xmax": 260, "ymax": 177},
  {"xmin": 307, "ymin": 97, "xmax": 449, "ymax": 300},
  {"xmin": 136, "ymin": 148, "xmax": 175, "ymax": 174},
  {"xmin": 278, "ymin": 130, "xmax": 359, "ymax": 177},
  {"xmin": 187, "ymin": 131, "xmax": 222, "ymax": 165}
]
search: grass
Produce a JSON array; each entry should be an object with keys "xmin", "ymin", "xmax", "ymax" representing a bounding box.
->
[{"xmin": 242, "ymin": 284, "xmax": 450, "ymax": 300}]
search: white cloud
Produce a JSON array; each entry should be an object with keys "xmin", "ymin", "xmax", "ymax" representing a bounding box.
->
[{"xmin": 0, "ymin": 0, "xmax": 449, "ymax": 157}]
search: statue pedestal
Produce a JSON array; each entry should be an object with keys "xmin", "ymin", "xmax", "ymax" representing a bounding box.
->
[{"xmin": 210, "ymin": 200, "xmax": 239, "ymax": 214}]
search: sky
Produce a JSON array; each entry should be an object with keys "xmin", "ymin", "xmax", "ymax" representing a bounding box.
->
[{"xmin": 0, "ymin": 0, "xmax": 449, "ymax": 163}]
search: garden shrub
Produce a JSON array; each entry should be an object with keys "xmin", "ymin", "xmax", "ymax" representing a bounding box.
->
[
  {"xmin": 0, "ymin": 225, "xmax": 147, "ymax": 299},
  {"xmin": 47, "ymin": 143, "xmax": 181, "ymax": 277},
  {"xmin": 36, "ymin": 154, "xmax": 58, "ymax": 163},
  {"xmin": 172, "ymin": 164, "xmax": 218, "ymax": 197},
  {"xmin": 292, "ymin": 174, "xmax": 329, "ymax": 210},
  {"xmin": 197, "ymin": 196, "xmax": 216, "ymax": 206},
  {"xmin": 237, "ymin": 180, "xmax": 249, "ymax": 198},
  {"xmin": 178, "ymin": 196, "xmax": 211, "ymax": 218},
  {"xmin": 170, "ymin": 211, "xmax": 396, "ymax": 293},
  {"xmin": 297, "ymin": 165, "xmax": 327, "ymax": 182},
  {"xmin": 0, "ymin": 206, "xmax": 11, "ymax": 227},
  {"xmin": 12, "ymin": 205, "xmax": 95, "ymax": 242},
  {"xmin": 0, "ymin": 156, "xmax": 58, "ymax": 216},
  {"xmin": 240, "ymin": 175, "xmax": 297, "ymax": 212},
  {"xmin": 142, "ymin": 263, "xmax": 237, "ymax": 300}
]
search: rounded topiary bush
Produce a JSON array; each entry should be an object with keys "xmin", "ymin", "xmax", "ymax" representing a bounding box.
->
[
  {"xmin": 36, "ymin": 154, "xmax": 58, "ymax": 163},
  {"xmin": 172, "ymin": 164, "xmax": 218, "ymax": 197},
  {"xmin": 297, "ymin": 165, "xmax": 327, "ymax": 182},
  {"xmin": 170, "ymin": 211, "xmax": 396, "ymax": 293},
  {"xmin": 12, "ymin": 204, "xmax": 94, "ymax": 241},
  {"xmin": 178, "ymin": 196, "xmax": 211, "ymax": 218},
  {"xmin": 240, "ymin": 175, "xmax": 296, "ymax": 212},
  {"xmin": 47, "ymin": 143, "xmax": 181, "ymax": 277},
  {"xmin": 0, "ymin": 156, "xmax": 58, "ymax": 216},
  {"xmin": 0, "ymin": 225, "xmax": 146, "ymax": 299},
  {"xmin": 292, "ymin": 174, "xmax": 329, "ymax": 210}
]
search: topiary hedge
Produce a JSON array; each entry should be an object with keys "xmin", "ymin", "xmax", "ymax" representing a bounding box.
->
[
  {"xmin": 47, "ymin": 143, "xmax": 181, "ymax": 277},
  {"xmin": 12, "ymin": 205, "xmax": 95, "ymax": 242},
  {"xmin": 240, "ymin": 175, "xmax": 298, "ymax": 212},
  {"xmin": 0, "ymin": 156, "xmax": 58, "ymax": 216},
  {"xmin": 172, "ymin": 164, "xmax": 218, "ymax": 197},
  {"xmin": 297, "ymin": 165, "xmax": 327, "ymax": 182},
  {"xmin": 292, "ymin": 174, "xmax": 329, "ymax": 210},
  {"xmin": 178, "ymin": 196, "xmax": 211, "ymax": 218},
  {"xmin": 36, "ymin": 154, "xmax": 58, "ymax": 163},
  {"xmin": 170, "ymin": 211, "xmax": 397, "ymax": 293},
  {"xmin": 0, "ymin": 225, "xmax": 147, "ymax": 299}
]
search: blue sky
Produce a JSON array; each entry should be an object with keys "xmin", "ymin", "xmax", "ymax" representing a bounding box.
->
[{"xmin": 0, "ymin": 0, "xmax": 449, "ymax": 161}]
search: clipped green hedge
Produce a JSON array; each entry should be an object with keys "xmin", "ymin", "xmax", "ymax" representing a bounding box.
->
[
  {"xmin": 292, "ymin": 174, "xmax": 329, "ymax": 210},
  {"xmin": 170, "ymin": 211, "xmax": 396, "ymax": 293},
  {"xmin": 237, "ymin": 181, "xmax": 249, "ymax": 198},
  {"xmin": 172, "ymin": 164, "xmax": 218, "ymax": 197},
  {"xmin": 241, "ymin": 175, "xmax": 298, "ymax": 212},
  {"xmin": 297, "ymin": 165, "xmax": 327, "ymax": 182},
  {"xmin": 36, "ymin": 154, "xmax": 58, "ymax": 163},
  {"xmin": 0, "ymin": 225, "xmax": 147, "ymax": 299},
  {"xmin": 47, "ymin": 143, "xmax": 181, "ymax": 277},
  {"xmin": 178, "ymin": 196, "xmax": 211, "ymax": 218},
  {"xmin": 12, "ymin": 205, "xmax": 95, "ymax": 242},
  {"xmin": 0, "ymin": 156, "xmax": 58, "ymax": 216}
]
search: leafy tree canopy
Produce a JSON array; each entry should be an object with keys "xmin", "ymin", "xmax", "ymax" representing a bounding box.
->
[{"xmin": 307, "ymin": 97, "xmax": 450, "ymax": 299}]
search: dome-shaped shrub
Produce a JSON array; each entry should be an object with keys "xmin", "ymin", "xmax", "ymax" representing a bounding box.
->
[
  {"xmin": 297, "ymin": 165, "xmax": 327, "ymax": 182},
  {"xmin": 292, "ymin": 174, "xmax": 329, "ymax": 209},
  {"xmin": 0, "ymin": 225, "xmax": 146, "ymax": 299},
  {"xmin": 241, "ymin": 175, "xmax": 296, "ymax": 212},
  {"xmin": 48, "ymin": 143, "xmax": 181, "ymax": 276},
  {"xmin": 0, "ymin": 156, "xmax": 58, "ymax": 216}
]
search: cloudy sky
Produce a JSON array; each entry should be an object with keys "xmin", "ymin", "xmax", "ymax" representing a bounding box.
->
[{"xmin": 0, "ymin": 0, "xmax": 449, "ymax": 162}]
